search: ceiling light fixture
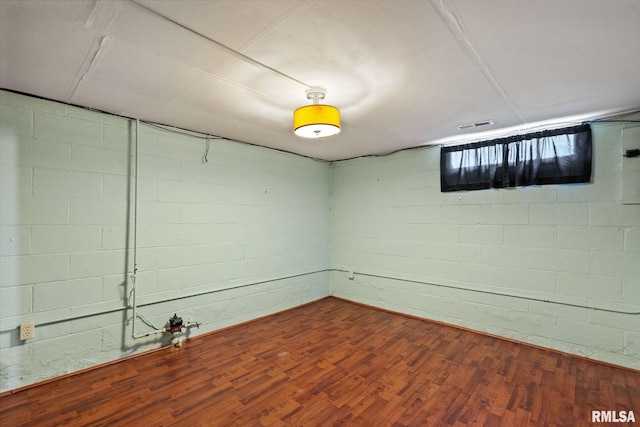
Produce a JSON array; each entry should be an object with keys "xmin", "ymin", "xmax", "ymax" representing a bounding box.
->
[{"xmin": 293, "ymin": 87, "xmax": 341, "ymax": 138}]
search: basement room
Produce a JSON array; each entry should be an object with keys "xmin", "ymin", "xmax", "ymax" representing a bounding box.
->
[{"xmin": 0, "ymin": 1, "xmax": 639, "ymax": 426}]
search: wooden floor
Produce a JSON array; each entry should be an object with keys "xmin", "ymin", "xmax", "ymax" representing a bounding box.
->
[{"xmin": 1, "ymin": 297, "xmax": 638, "ymax": 426}]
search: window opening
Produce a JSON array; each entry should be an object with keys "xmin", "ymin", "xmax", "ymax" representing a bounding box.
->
[{"xmin": 440, "ymin": 124, "xmax": 592, "ymax": 192}]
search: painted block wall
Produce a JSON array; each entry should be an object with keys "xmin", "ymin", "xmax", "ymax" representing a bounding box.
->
[
  {"xmin": 0, "ymin": 90, "xmax": 331, "ymax": 392},
  {"xmin": 330, "ymin": 114, "xmax": 640, "ymax": 369}
]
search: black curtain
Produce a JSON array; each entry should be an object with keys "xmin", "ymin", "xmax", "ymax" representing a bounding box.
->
[{"xmin": 440, "ymin": 124, "xmax": 592, "ymax": 192}]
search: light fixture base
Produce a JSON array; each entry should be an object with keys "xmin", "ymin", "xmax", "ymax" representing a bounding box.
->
[{"xmin": 306, "ymin": 86, "xmax": 326, "ymax": 103}]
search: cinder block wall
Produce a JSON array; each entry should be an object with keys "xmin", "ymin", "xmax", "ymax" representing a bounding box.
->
[
  {"xmin": 330, "ymin": 115, "xmax": 640, "ymax": 369},
  {"xmin": 1, "ymin": 89, "xmax": 637, "ymax": 393},
  {"xmin": 0, "ymin": 91, "xmax": 331, "ymax": 392}
]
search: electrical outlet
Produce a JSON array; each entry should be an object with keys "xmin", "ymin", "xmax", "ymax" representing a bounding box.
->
[
  {"xmin": 348, "ymin": 269, "xmax": 354, "ymax": 280},
  {"xmin": 20, "ymin": 322, "xmax": 34, "ymax": 340}
]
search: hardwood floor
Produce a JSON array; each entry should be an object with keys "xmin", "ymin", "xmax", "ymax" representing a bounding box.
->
[{"xmin": 1, "ymin": 297, "xmax": 638, "ymax": 426}]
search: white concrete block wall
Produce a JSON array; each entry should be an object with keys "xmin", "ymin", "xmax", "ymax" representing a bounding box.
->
[
  {"xmin": 622, "ymin": 125, "xmax": 640, "ymax": 204},
  {"xmin": 0, "ymin": 91, "xmax": 330, "ymax": 391},
  {"xmin": 1, "ymin": 88, "xmax": 636, "ymax": 392},
  {"xmin": 331, "ymin": 114, "xmax": 640, "ymax": 369}
]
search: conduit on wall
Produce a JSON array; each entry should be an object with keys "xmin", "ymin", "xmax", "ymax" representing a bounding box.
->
[
  {"xmin": 128, "ymin": 118, "xmax": 183, "ymax": 339},
  {"xmin": 2, "ymin": 265, "xmax": 635, "ymax": 334},
  {"xmin": 129, "ymin": 118, "xmax": 166, "ymax": 339},
  {"xmin": 332, "ymin": 269, "xmax": 640, "ymax": 315},
  {"xmin": 0, "ymin": 270, "xmax": 330, "ymax": 333},
  {"xmin": 125, "ymin": 120, "xmax": 204, "ymax": 339}
]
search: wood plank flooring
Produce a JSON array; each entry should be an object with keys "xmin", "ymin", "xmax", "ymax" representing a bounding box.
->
[{"xmin": 1, "ymin": 297, "xmax": 638, "ymax": 426}]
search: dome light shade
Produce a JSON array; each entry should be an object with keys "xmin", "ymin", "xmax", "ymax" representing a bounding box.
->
[
  {"xmin": 293, "ymin": 86, "xmax": 341, "ymax": 138},
  {"xmin": 293, "ymin": 104, "xmax": 341, "ymax": 138}
]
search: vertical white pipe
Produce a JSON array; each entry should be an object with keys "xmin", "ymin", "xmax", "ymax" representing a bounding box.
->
[
  {"xmin": 131, "ymin": 118, "xmax": 139, "ymax": 339},
  {"xmin": 129, "ymin": 120, "xmax": 165, "ymax": 340}
]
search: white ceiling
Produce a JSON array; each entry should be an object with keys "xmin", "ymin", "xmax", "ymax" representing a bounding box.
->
[{"xmin": 1, "ymin": 0, "xmax": 639, "ymax": 161}]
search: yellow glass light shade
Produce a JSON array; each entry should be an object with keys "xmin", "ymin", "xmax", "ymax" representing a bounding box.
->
[{"xmin": 293, "ymin": 104, "xmax": 341, "ymax": 138}]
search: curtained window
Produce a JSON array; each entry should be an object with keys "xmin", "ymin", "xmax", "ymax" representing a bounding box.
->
[{"xmin": 440, "ymin": 124, "xmax": 592, "ymax": 192}]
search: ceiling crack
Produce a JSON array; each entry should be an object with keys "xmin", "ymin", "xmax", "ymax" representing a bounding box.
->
[
  {"xmin": 68, "ymin": 35, "xmax": 113, "ymax": 104},
  {"xmin": 128, "ymin": 0, "xmax": 311, "ymax": 89},
  {"xmin": 430, "ymin": 0, "xmax": 525, "ymax": 124}
]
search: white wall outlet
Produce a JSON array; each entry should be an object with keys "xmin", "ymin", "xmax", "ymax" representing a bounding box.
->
[
  {"xmin": 20, "ymin": 322, "xmax": 35, "ymax": 340},
  {"xmin": 348, "ymin": 269, "xmax": 354, "ymax": 280}
]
